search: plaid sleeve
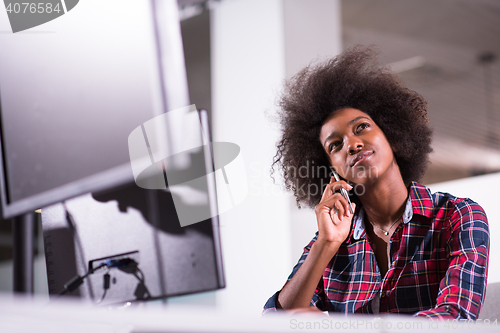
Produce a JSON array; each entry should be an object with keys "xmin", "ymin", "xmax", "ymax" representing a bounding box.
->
[
  {"xmin": 414, "ymin": 199, "xmax": 489, "ymax": 320},
  {"xmin": 262, "ymin": 232, "xmax": 328, "ymax": 314}
]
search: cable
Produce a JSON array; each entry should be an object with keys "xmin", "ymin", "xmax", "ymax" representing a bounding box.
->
[
  {"xmin": 59, "ymin": 257, "xmax": 151, "ymax": 302},
  {"xmin": 58, "ymin": 258, "xmax": 128, "ymax": 296},
  {"xmin": 97, "ymin": 273, "xmax": 111, "ymax": 304},
  {"xmin": 59, "ymin": 263, "xmax": 106, "ymax": 296},
  {"xmin": 132, "ymin": 267, "xmax": 151, "ymax": 299}
]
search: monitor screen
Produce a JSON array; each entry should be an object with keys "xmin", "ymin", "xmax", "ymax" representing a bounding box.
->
[
  {"xmin": 41, "ymin": 108, "xmax": 225, "ymax": 304},
  {"xmin": 41, "ymin": 176, "xmax": 225, "ymax": 303},
  {"xmin": 0, "ymin": 0, "xmax": 188, "ymax": 218}
]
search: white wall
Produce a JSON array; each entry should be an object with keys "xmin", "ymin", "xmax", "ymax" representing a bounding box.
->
[
  {"xmin": 283, "ymin": 0, "xmax": 342, "ymax": 79},
  {"xmin": 283, "ymin": 0, "xmax": 342, "ymax": 262},
  {"xmin": 427, "ymin": 172, "xmax": 500, "ymax": 284},
  {"xmin": 210, "ymin": 0, "xmax": 291, "ymax": 314}
]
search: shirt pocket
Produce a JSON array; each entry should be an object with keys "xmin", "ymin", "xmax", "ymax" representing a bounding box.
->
[{"xmin": 393, "ymin": 260, "xmax": 441, "ymax": 312}]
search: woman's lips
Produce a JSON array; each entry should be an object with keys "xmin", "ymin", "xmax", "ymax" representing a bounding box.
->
[{"xmin": 351, "ymin": 151, "xmax": 373, "ymax": 167}]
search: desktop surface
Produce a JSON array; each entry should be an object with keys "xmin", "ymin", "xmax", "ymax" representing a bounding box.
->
[{"xmin": 0, "ymin": 294, "xmax": 494, "ymax": 333}]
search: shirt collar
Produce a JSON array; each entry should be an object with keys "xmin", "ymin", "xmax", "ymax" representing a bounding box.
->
[
  {"xmin": 350, "ymin": 181, "xmax": 432, "ymax": 241},
  {"xmin": 408, "ymin": 181, "xmax": 435, "ymax": 218}
]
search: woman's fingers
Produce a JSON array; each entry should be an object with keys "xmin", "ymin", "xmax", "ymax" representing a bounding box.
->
[
  {"xmin": 335, "ymin": 198, "xmax": 345, "ymax": 218},
  {"xmin": 330, "ymin": 181, "xmax": 353, "ymax": 195},
  {"xmin": 315, "ymin": 189, "xmax": 356, "ymax": 245},
  {"xmin": 316, "ymin": 177, "xmax": 355, "ymax": 240},
  {"xmin": 320, "ymin": 177, "xmax": 353, "ymax": 202},
  {"xmin": 319, "ymin": 177, "xmax": 335, "ymax": 202},
  {"xmin": 285, "ymin": 306, "xmax": 326, "ymax": 316},
  {"xmin": 324, "ymin": 193, "xmax": 348, "ymax": 219}
]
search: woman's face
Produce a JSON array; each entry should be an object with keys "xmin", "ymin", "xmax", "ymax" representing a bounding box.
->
[{"xmin": 319, "ymin": 108, "xmax": 397, "ymax": 185}]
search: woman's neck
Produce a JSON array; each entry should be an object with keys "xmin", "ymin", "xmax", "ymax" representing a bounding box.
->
[{"xmin": 358, "ymin": 170, "xmax": 409, "ymax": 229}]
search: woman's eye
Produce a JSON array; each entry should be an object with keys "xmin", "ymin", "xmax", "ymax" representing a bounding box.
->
[
  {"xmin": 329, "ymin": 141, "xmax": 342, "ymax": 152},
  {"xmin": 356, "ymin": 122, "xmax": 370, "ymax": 133}
]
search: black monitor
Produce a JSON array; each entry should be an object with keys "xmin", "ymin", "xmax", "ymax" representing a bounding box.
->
[
  {"xmin": 0, "ymin": 0, "xmax": 189, "ymax": 219},
  {"xmin": 41, "ymin": 110, "xmax": 225, "ymax": 304},
  {"xmin": 0, "ymin": 0, "xmax": 225, "ymax": 300}
]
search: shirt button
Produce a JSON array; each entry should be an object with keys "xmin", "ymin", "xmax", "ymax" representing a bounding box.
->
[{"xmin": 381, "ymin": 291, "xmax": 386, "ymax": 297}]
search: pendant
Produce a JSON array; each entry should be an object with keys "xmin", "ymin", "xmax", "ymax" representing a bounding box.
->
[{"xmin": 384, "ymin": 232, "xmax": 389, "ymax": 236}]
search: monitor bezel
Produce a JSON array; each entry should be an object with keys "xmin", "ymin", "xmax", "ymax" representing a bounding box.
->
[{"xmin": 0, "ymin": 0, "xmax": 188, "ymax": 219}]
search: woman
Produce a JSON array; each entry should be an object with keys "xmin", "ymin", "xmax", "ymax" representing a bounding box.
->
[{"xmin": 263, "ymin": 46, "xmax": 489, "ymax": 319}]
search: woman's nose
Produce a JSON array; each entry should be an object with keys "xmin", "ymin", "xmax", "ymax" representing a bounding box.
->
[{"xmin": 347, "ymin": 137, "xmax": 363, "ymax": 155}]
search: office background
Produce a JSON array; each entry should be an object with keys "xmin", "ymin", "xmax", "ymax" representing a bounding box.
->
[{"xmin": 0, "ymin": 0, "xmax": 499, "ymax": 315}]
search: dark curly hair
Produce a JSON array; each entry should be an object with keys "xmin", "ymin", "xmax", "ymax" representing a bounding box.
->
[{"xmin": 271, "ymin": 45, "xmax": 433, "ymax": 209}]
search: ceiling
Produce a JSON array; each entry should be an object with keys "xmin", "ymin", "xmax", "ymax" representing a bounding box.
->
[
  {"xmin": 178, "ymin": 0, "xmax": 208, "ymax": 9},
  {"xmin": 177, "ymin": 0, "xmax": 500, "ymax": 184},
  {"xmin": 342, "ymin": 0, "xmax": 500, "ymax": 183}
]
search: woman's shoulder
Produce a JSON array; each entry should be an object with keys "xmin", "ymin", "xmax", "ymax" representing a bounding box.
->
[
  {"xmin": 410, "ymin": 181, "xmax": 488, "ymax": 228},
  {"xmin": 410, "ymin": 181, "xmax": 483, "ymax": 208}
]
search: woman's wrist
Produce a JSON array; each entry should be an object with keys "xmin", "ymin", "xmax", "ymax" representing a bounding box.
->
[{"xmin": 310, "ymin": 237, "xmax": 342, "ymax": 260}]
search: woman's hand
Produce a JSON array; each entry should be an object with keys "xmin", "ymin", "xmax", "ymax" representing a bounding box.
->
[
  {"xmin": 277, "ymin": 177, "xmax": 355, "ymax": 310},
  {"xmin": 314, "ymin": 177, "xmax": 356, "ymax": 248},
  {"xmin": 283, "ymin": 306, "xmax": 327, "ymax": 316}
]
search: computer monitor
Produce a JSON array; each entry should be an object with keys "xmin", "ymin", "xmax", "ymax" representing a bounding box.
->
[
  {"xmin": 41, "ymin": 110, "xmax": 225, "ymax": 304},
  {"xmin": 0, "ymin": 0, "xmax": 189, "ymax": 219},
  {"xmin": 0, "ymin": 0, "xmax": 225, "ymax": 300}
]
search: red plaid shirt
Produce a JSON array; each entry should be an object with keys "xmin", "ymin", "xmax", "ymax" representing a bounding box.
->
[{"xmin": 264, "ymin": 182, "xmax": 489, "ymax": 319}]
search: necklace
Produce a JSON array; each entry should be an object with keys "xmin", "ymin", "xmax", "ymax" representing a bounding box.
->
[{"xmin": 370, "ymin": 215, "xmax": 403, "ymax": 236}]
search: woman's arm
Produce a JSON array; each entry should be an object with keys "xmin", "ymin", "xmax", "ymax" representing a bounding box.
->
[
  {"xmin": 262, "ymin": 233, "xmax": 326, "ymax": 313},
  {"xmin": 276, "ymin": 178, "xmax": 356, "ymax": 310},
  {"xmin": 414, "ymin": 199, "xmax": 489, "ymax": 320},
  {"xmin": 276, "ymin": 238, "xmax": 342, "ymax": 309}
]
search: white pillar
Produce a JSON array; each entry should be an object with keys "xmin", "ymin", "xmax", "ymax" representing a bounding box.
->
[
  {"xmin": 284, "ymin": 0, "xmax": 342, "ymax": 79},
  {"xmin": 283, "ymin": 0, "xmax": 343, "ymax": 262},
  {"xmin": 211, "ymin": 0, "xmax": 291, "ymax": 314}
]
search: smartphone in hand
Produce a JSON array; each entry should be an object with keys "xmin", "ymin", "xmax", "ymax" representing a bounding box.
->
[{"xmin": 332, "ymin": 170, "xmax": 354, "ymax": 214}]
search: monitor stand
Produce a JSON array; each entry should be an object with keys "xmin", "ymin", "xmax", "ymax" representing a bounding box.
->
[{"xmin": 12, "ymin": 212, "xmax": 35, "ymax": 294}]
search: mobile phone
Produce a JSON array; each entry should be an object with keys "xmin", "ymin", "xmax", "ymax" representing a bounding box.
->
[{"xmin": 332, "ymin": 170, "xmax": 354, "ymax": 214}]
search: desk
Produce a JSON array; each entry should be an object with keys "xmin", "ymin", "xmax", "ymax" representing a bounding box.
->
[{"xmin": 0, "ymin": 294, "xmax": 497, "ymax": 333}]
